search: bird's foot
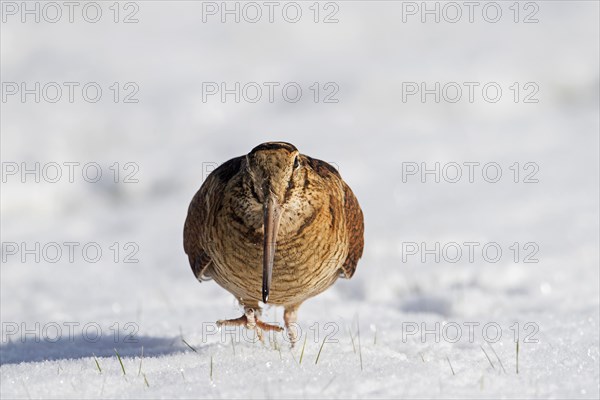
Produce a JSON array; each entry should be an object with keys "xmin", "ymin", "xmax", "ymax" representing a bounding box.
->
[
  {"xmin": 216, "ymin": 309, "xmax": 283, "ymax": 342},
  {"xmin": 287, "ymin": 326, "xmax": 299, "ymax": 348},
  {"xmin": 284, "ymin": 305, "xmax": 300, "ymax": 348}
]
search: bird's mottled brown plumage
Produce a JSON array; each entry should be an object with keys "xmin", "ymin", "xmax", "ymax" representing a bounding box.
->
[{"xmin": 183, "ymin": 141, "xmax": 364, "ymax": 343}]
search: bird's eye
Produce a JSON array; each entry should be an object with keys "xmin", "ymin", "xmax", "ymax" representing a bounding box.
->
[{"xmin": 293, "ymin": 156, "xmax": 300, "ymax": 169}]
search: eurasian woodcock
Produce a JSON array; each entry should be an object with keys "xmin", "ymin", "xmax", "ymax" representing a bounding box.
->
[{"xmin": 184, "ymin": 142, "xmax": 364, "ymax": 344}]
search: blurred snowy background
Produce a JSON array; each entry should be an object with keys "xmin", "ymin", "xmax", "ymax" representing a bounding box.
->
[{"xmin": 1, "ymin": 1, "xmax": 598, "ymax": 398}]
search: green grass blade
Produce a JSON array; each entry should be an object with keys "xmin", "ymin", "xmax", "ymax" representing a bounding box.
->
[
  {"xmin": 488, "ymin": 342, "xmax": 506, "ymax": 373},
  {"xmin": 480, "ymin": 345, "xmax": 495, "ymax": 370},
  {"xmin": 138, "ymin": 346, "xmax": 144, "ymax": 376},
  {"xmin": 315, "ymin": 338, "xmax": 327, "ymax": 365},
  {"xmin": 114, "ymin": 348, "xmax": 126, "ymax": 376},
  {"xmin": 446, "ymin": 356, "xmax": 455, "ymax": 376},
  {"xmin": 299, "ymin": 335, "xmax": 308, "ymax": 365},
  {"xmin": 182, "ymin": 338, "xmax": 198, "ymax": 353},
  {"xmin": 357, "ymin": 317, "xmax": 363, "ymax": 371},
  {"xmin": 516, "ymin": 340, "xmax": 520, "ymax": 374},
  {"xmin": 347, "ymin": 325, "xmax": 356, "ymax": 354},
  {"xmin": 92, "ymin": 353, "xmax": 102, "ymax": 373}
]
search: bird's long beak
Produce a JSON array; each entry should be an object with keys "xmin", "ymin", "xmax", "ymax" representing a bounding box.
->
[{"xmin": 262, "ymin": 192, "xmax": 282, "ymax": 303}]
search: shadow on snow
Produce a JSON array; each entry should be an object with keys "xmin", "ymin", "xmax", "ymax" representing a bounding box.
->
[{"xmin": 0, "ymin": 334, "xmax": 190, "ymax": 366}]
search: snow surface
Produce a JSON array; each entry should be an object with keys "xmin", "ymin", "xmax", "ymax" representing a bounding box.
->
[{"xmin": 1, "ymin": 1, "xmax": 599, "ymax": 398}]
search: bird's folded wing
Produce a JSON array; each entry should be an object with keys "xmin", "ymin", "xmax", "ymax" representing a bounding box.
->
[
  {"xmin": 302, "ymin": 154, "xmax": 364, "ymax": 279},
  {"xmin": 183, "ymin": 156, "xmax": 244, "ymax": 281},
  {"xmin": 340, "ymin": 182, "xmax": 364, "ymax": 279}
]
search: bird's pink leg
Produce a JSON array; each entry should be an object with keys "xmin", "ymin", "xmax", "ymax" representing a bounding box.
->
[
  {"xmin": 216, "ymin": 308, "xmax": 283, "ymax": 342},
  {"xmin": 284, "ymin": 304, "xmax": 301, "ymax": 347}
]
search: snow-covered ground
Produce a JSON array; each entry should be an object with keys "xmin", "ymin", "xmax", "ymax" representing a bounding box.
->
[{"xmin": 1, "ymin": 1, "xmax": 599, "ymax": 398}]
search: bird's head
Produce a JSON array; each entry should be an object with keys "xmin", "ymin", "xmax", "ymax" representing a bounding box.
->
[{"xmin": 244, "ymin": 142, "xmax": 303, "ymax": 303}]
